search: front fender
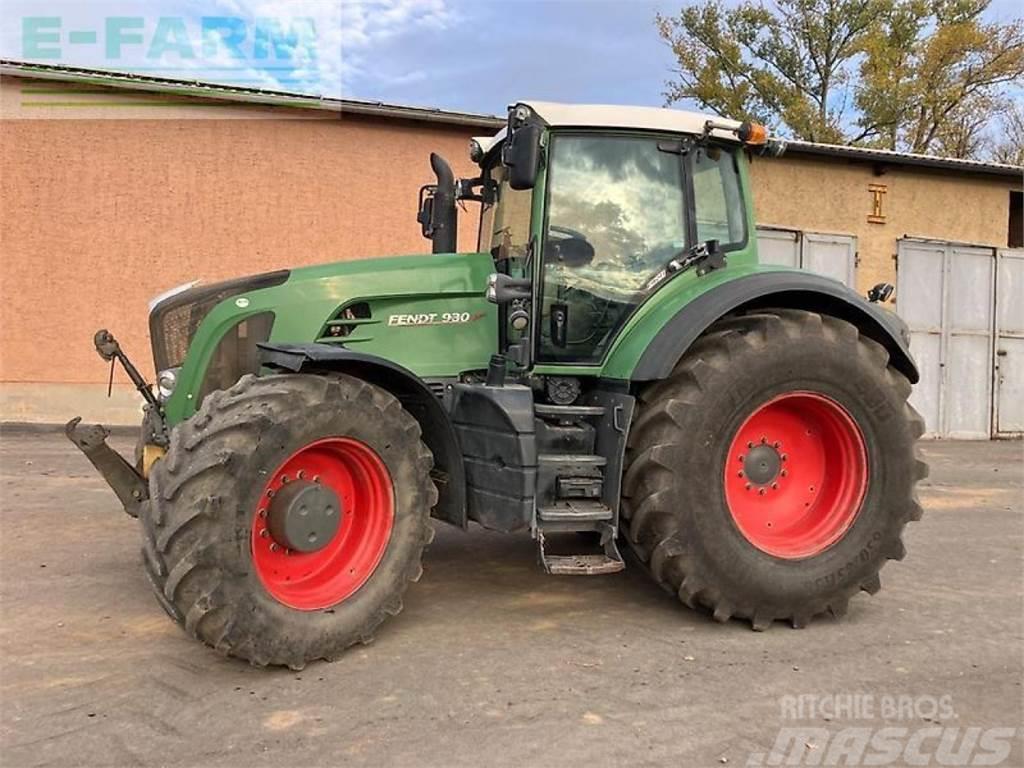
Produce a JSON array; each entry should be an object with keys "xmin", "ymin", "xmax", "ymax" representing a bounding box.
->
[
  {"xmin": 259, "ymin": 343, "xmax": 467, "ymax": 529},
  {"xmin": 617, "ymin": 270, "xmax": 918, "ymax": 384}
]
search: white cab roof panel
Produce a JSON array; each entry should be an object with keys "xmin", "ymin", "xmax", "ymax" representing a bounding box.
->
[
  {"xmin": 523, "ymin": 101, "xmax": 741, "ymax": 137},
  {"xmin": 474, "ymin": 101, "xmax": 743, "ymax": 156}
]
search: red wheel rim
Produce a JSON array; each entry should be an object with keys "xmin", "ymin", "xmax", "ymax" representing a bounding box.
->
[
  {"xmin": 251, "ymin": 437, "xmax": 394, "ymax": 610},
  {"xmin": 724, "ymin": 392, "xmax": 868, "ymax": 559}
]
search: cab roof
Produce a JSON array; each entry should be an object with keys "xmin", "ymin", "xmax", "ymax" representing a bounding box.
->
[{"xmin": 474, "ymin": 100, "xmax": 744, "ymax": 156}]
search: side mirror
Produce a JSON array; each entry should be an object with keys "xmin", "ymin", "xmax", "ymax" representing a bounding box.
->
[
  {"xmin": 504, "ymin": 124, "xmax": 542, "ymax": 191},
  {"xmin": 416, "ymin": 186, "xmax": 435, "ymax": 238}
]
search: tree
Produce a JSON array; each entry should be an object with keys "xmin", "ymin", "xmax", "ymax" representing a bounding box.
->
[
  {"xmin": 986, "ymin": 99, "xmax": 1024, "ymax": 165},
  {"xmin": 656, "ymin": 0, "xmax": 1024, "ymax": 158}
]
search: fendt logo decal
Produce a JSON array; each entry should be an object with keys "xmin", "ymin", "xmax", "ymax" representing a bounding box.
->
[{"xmin": 387, "ymin": 312, "xmax": 486, "ymax": 327}]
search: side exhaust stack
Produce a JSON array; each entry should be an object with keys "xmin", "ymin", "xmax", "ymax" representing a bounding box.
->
[{"xmin": 416, "ymin": 153, "xmax": 458, "ymax": 254}]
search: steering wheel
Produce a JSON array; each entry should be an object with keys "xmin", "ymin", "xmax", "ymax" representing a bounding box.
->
[
  {"xmin": 546, "ymin": 225, "xmax": 594, "ymax": 268},
  {"xmin": 549, "ymin": 224, "xmax": 589, "ymax": 242}
]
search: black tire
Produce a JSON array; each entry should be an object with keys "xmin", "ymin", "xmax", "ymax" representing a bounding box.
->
[
  {"xmin": 621, "ymin": 309, "xmax": 927, "ymax": 630},
  {"xmin": 138, "ymin": 372, "xmax": 436, "ymax": 668}
]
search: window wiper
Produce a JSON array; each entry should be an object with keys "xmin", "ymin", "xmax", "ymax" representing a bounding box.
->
[{"xmin": 643, "ymin": 239, "xmax": 725, "ymax": 292}]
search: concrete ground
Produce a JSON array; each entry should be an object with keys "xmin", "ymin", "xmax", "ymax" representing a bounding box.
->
[{"xmin": 0, "ymin": 432, "xmax": 1021, "ymax": 768}]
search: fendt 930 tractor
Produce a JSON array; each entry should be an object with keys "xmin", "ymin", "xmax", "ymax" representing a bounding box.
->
[{"xmin": 68, "ymin": 101, "xmax": 927, "ymax": 668}]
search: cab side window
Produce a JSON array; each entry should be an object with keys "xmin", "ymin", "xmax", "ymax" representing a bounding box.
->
[{"xmin": 691, "ymin": 145, "xmax": 746, "ymax": 248}]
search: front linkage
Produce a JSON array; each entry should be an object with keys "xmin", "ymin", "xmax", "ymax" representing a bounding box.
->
[{"xmin": 65, "ymin": 330, "xmax": 167, "ymax": 518}]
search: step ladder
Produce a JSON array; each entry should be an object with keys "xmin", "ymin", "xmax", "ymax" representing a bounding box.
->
[
  {"xmin": 533, "ymin": 401, "xmax": 627, "ymax": 576},
  {"xmin": 537, "ymin": 512, "xmax": 625, "ymax": 575}
]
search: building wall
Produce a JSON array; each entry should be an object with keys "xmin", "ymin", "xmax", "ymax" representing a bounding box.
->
[
  {"xmin": 0, "ymin": 75, "xmax": 481, "ymax": 423},
  {"xmin": 749, "ymin": 153, "xmax": 1019, "ymax": 295},
  {"xmin": 1, "ymin": 74, "xmax": 1020, "ymax": 425}
]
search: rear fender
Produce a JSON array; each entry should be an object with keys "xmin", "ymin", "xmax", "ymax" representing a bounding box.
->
[
  {"xmin": 259, "ymin": 343, "xmax": 467, "ymax": 528},
  {"xmin": 631, "ymin": 272, "xmax": 918, "ymax": 383}
]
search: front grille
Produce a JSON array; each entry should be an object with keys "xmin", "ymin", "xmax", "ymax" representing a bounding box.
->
[
  {"xmin": 149, "ymin": 270, "xmax": 289, "ymax": 372},
  {"xmin": 197, "ymin": 312, "xmax": 275, "ymax": 403}
]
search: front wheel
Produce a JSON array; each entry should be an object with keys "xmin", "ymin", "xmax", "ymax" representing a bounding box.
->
[
  {"xmin": 139, "ymin": 373, "xmax": 436, "ymax": 668},
  {"xmin": 621, "ymin": 309, "xmax": 927, "ymax": 629}
]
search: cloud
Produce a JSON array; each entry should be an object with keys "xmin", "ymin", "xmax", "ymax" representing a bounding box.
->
[
  {"xmin": 0, "ymin": 0, "xmax": 463, "ymax": 98},
  {"xmin": 338, "ymin": 0, "xmax": 459, "ymax": 93}
]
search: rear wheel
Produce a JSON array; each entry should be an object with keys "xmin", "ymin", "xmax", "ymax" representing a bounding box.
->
[
  {"xmin": 621, "ymin": 309, "xmax": 927, "ymax": 629},
  {"xmin": 139, "ymin": 373, "xmax": 436, "ymax": 668}
]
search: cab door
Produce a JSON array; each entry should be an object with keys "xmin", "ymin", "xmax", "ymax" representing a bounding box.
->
[{"xmin": 535, "ymin": 134, "xmax": 747, "ymax": 365}]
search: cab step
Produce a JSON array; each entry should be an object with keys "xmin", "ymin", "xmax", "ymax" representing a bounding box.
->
[
  {"xmin": 538, "ymin": 500, "xmax": 613, "ymax": 522},
  {"xmin": 537, "ymin": 524, "xmax": 625, "ymax": 576}
]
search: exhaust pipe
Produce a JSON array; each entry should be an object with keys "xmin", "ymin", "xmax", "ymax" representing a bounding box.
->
[{"xmin": 428, "ymin": 153, "xmax": 457, "ymax": 254}]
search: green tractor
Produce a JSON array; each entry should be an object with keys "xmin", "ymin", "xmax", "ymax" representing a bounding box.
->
[{"xmin": 68, "ymin": 101, "xmax": 927, "ymax": 668}]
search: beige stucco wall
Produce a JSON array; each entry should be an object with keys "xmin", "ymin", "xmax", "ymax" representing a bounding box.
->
[
  {"xmin": 1, "ymin": 74, "xmax": 1020, "ymax": 426},
  {"xmin": 749, "ymin": 153, "xmax": 1020, "ymax": 294},
  {"xmin": 0, "ymin": 75, "xmax": 481, "ymax": 424}
]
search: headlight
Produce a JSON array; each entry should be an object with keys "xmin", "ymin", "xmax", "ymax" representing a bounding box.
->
[{"xmin": 156, "ymin": 367, "xmax": 180, "ymax": 402}]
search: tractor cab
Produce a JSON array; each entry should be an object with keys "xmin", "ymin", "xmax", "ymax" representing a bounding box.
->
[{"xmin": 418, "ymin": 101, "xmax": 783, "ymax": 371}]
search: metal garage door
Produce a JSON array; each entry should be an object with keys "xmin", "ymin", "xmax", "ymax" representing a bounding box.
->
[
  {"xmin": 803, "ymin": 233, "xmax": 857, "ymax": 287},
  {"xmin": 995, "ymin": 249, "xmax": 1024, "ymax": 436},
  {"xmin": 756, "ymin": 228, "xmax": 857, "ymax": 287},
  {"xmin": 896, "ymin": 239, "xmax": 995, "ymax": 439},
  {"xmin": 756, "ymin": 227, "xmax": 800, "ymax": 269}
]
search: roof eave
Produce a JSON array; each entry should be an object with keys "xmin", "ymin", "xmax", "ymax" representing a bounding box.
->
[{"xmin": 0, "ymin": 59, "xmax": 504, "ymax": 130}]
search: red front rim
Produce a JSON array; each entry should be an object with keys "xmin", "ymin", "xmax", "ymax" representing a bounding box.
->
[
  {"xmin": 251, "ymin": 437, "xmax": 394, "ymax": 610},
  {"xmin": 724, "ymin": 392, "xmax": 868, "ymax": 559}
]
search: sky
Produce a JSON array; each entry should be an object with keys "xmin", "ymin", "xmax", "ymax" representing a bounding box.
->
[{"xmin": 1, "ymin": 0, "xmax": 1021, "ymax": 117}]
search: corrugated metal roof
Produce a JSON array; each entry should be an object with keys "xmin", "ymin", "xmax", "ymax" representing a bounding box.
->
[
  {"xmin": 0, "ymin": 59, "xmax": 504, "ymax": 129},
  {"xmin": 783, "ymin": 139, "xmax": 1021, "ymax": 178},
  {"xmin": 2, "ymin": 59, "xmax": 1021, "ymax": 179}
]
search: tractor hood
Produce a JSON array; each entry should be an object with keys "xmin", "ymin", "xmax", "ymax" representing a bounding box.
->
[{"xmin": 156, "ymin": 251, "xmax": 498, "ymax": 424}]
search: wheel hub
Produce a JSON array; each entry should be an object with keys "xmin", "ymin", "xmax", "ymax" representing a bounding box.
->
[
  {"xmin": 267, "ymin": 480, "xmax": 342, "ymax": 553},
  {"xmin": 724, "ymin": 392, "xmax": 868, "ymax": 559},
  {"xmin": 251, "ymin": 437, "xmax": 395, "ymax": 611},
  {"xmin": 742, "ymin": 444, "xmax": 782, "ymax": 486}
]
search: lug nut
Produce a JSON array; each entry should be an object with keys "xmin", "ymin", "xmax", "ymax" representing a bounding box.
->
[
  {"xmin": 760, "ymin": 436, "xmax": 767, "ymax": 444},
  {"xmin": 771, "ymin": 482, "xmax": 779, "ymax": 490},
  {"xmin": 758, "ymin": 488, "xmax": 766, "ymax": 496},
  {"xmin": 297, "ymin": 470, "xmax": 305, "ymax": 479},
  {"xmin": 781, "ymin": 469, "xmax": 788, "ymax": 477},
  {"xmin": 745, "ymin": 483, "xmax": 752, "ymax": 491},
  {"xmin": 260, "ymin": 529, "xmax": 269, "ymax": 538},
  {"xmin": 266, "ymin": 489, "xmax": 275, "ymax": 498},
  {"xmin": 738, "ymin": 471, "xmax": 744, "ymax": 477},
  {"xmin": 280, "ymin": 475, "xmax": 289, "ymax": 484},
  {"xmin": 313, "ymin": 475, "xmax": 321, "ymax": 484},
  {"xmin": 773, "ymin": 441, "xmax": 781, "ymax": 448},
  {"xmin": 258, "ymin": 509, "xmax": 267, "ymax": 518},
  {"xmin": 747, "ymin": 441, "xmax": 754, "ymax": 449},
  {"xmin": 781, "ymin": 454, "xmax": 788, "ymax": 462}
]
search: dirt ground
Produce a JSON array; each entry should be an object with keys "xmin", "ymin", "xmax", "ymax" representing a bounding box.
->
[{"xmin": 0, "ymin": 432, "xmax": 1021, "ymax": 768}]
